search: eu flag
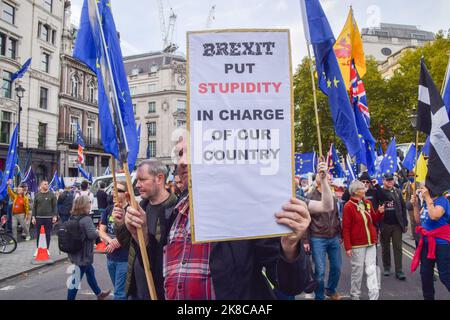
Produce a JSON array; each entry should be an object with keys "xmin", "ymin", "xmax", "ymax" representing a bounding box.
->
[
  {"xmin": 12, "ymin": 58, "xmax": 32, "ymax": 82},
  {"xmin": 49, "ymin": 171, "xmax": 60, "ymax": 192},
  {"xmin": 376, "ymin": 137, "xmax": 397, "ymax": 183},
  {"xmin": 345, "ymin": 154, "xmax": 356, "ymax": 183},
  {"xmin": 21, "ymin": 167, "xmax": 38, "ymax": 193},
  {"xmin": 59, "ymin": 176, "xmax": 66, "ymax": 190},
  {"xmin": 300, "ymin": 0, "xmax": 361, "ymax": 156},
  {"xmin": 402, "ymin": 143, "xmax": 416, "ymax": 171},
  {"xmin": 295, "ymin": 152, "xmax": 317, "ymax": 175},
  {"xmin": 421, "ymin": 136, "xmax": 430, "ymax": 157},
  {"xmin": 78, "ymin": 165, "xmax": 93, "ymax": 183},
  {"xmin": 73, "ymin": 0, "xmax": 138, "ymax": 172},
  {"xmin": 0, "ymin": 125, "xmax": 19, "ymax": 197}
]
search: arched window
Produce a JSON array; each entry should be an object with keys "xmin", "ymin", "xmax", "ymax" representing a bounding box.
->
[
  {"xmin": 71, "ymin": 74, "xmax": 79, "ymax": 98},
  {"xmin": 88, "ymin": 81, "xmax": 96, "ymax": 103}
]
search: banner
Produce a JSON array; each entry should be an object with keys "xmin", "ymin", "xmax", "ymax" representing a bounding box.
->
[{"xmin": 188, "ymin": 29, "xmax": 294, "ymax": 242}]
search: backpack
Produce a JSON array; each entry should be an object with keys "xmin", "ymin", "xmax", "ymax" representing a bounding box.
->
[{"xmin": 57, "ymin": 216, "xmax": 87, "ymax": 254}]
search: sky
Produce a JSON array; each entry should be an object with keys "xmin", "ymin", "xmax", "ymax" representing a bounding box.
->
[{"xmin": 69, "ymin": 0, "xmax": 450, "ymax": 69}]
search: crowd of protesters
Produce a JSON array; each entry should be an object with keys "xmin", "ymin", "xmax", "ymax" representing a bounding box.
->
[{"xmin": 1, "ymin": 145, "xmax": 449, "ymax": 301}]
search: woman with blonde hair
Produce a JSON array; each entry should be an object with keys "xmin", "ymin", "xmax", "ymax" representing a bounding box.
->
[{"xmin": 67, "ymin": 195, "xmax": 110, "ymax": 300}]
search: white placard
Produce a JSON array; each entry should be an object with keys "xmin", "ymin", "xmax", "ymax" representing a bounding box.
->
[{"xmin": 187, "ymin": 30, "xmax": 294, "ymax": 243}]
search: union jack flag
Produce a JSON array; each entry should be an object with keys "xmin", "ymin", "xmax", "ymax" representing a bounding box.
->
[
  {"xmin": 350, "ymin": 60, "xmax": 370, "ymax": 126},
  {"xmin": 76, "ymin": 123, "xmax": 85, "ymax": 164}
]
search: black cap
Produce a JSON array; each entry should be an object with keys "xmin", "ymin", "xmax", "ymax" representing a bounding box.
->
[
  {"xmin": 383, "ymin": 173, "xmax": 394, "ymax": 180},
  {"xmin": 358, "ymin": 171, "xmax": 371, "ymax": 182}
]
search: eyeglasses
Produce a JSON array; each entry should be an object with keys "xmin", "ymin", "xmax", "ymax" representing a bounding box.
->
[
  {"xmin": 117, "ymin": 189, "xmax": 126, "ymax": 193},
  {"xmin": 361, "ymin": 180, "xmax": 371, "ymax": 184}
]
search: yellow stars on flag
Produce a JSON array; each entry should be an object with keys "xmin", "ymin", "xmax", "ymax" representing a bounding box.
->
[{"xmin": 325, "ymin": 75, "xmax": 341, "ymax": 89}]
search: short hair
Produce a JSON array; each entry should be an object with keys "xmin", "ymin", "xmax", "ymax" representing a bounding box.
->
[
  {"xmin": 81, "ymin": 180, "xmax": 89, "ymax": 190},
  {"xmin": 99, "ymin": 182, "xmax": 106, "ymax": 189},
  {"xmin": 138, "ymin": 159, "xmax": 168, "ymax": 180},
  {"xmin": 116, "ymin": 181, "xmax": 127, "ymax": 190},
  {"xmin": 71, "ymin": 195, "xmax": 91, "ymax": 216},
  {"xmin": 40, "ymin": 180, "xmax": 48, "ymax": 186},
  {"xmin": 349, "ymin": 180, "xmax": 366, "ymax": 196}
]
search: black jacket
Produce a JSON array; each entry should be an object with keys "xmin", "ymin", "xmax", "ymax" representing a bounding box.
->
[
  {"xmin": 124, "ymin": 197, "xmax": 311, "ymax": 300},
  {"xmin": 56, "ymin": 191, "xmax": 74, "ymax": 217},
  {"xmin": 378, "ymin": 187, "xmax": 408, "ymax": 231}
]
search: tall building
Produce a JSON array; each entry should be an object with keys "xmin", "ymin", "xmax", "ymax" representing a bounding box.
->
[
  {"xmin": 124, "ymin": 52, "xmax": 187, "ymax": 166},
  {"xmin": 57, "ymin": 1, "xmax": 109, "ymax": 178},
  {"xmin": 361, "ymin": 23, "xmax": 435, "ymax": 63},
  {"xmin": 0, "ymin": 0, "xmax": 64, "ymax": 182}
]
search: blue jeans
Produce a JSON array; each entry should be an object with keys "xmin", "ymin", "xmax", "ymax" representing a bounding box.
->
[
  {"xmin": 107, "ymin": 259, "xmax": 128, "ymax": 300},
  {"xmin": 67, "ymin": 264, "xmax": 102, "ymax": 300},
  {"xmin": 420, "ymin": 243, "xmax": 450, "ymax": 300},
  {"xmin": 310, "ymin": 236, "xmax": 342, "ymax": 300}
]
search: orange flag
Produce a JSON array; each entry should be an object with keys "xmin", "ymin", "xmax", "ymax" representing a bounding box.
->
[{"xmin": 334, "ymin": 7, "xmax": 366, "ymax": 90}]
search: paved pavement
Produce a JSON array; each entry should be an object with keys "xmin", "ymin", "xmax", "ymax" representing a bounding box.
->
[
  {"xmin": 0, "ymin": 254, "xmax": 112, "ymax": 300},
  {"xmin": 0, "ymin": 234, "xmax": 68, "ymax": 283}
]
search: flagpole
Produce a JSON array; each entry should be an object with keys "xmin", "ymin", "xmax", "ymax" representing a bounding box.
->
[
  {"xmin": 110, "ymin": 156, "xmax": 119, "ymax": 206},
  {"xmin": 88, "ymin": 0, "xmax": 157, "ymax": 300},
  {"xmin": 306, "ymin": 43, "xmax": 324, "ymax": 157}
]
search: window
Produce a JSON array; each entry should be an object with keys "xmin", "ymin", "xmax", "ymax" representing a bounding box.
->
[
  {"xmin": 148, "ymin": 121, "xmax": 156, "ymax": 137},
  {"xmin": 6, "ymin": 37, "xmax": 16, "ymax": 59},
  {"xmin": 0, "ymin": 111, "xmax": 12, "ymax": 143},
  {"xmin": 87, "ymin": 120, "xmax": 95, "ymax": 145},
  {"xmin": 177, "ymin": 120, "xmax": 186, "ymax": 128},
  {"xmin": 38, "ymin": 123, "xmax": 47, "ymax": 148},
  {"xmin": 0, "ymin": 33, "xmax": 5, "ymax": 55},
  {"xmin": 43, "ymin": 0, "xmax": 53, "ymax": 12},
  {"xmin": 39, "ymin": 87, "xmax": 48, "ymax": 109},
  {"xmin": 133, "ymin": 104, "xmax": 136, "ymax": 114},
  {"xmin": 41, "ymin": 52, "xmax": 50, "ymax": 73},
  {"xmin": 51, "ymin": 30, "xmax": 56, "ymax": 45},
  {"xmin": 130, "ymin": 87, "xmax": 136, "ymax": 95},
  {"xmin": 71, "ymin": 75, "xmax": 79, "ymax": 97},
  {"xmin": 148, "ymin": 101, "xmax": 156, "ymax": 113},
  {"xmin": 2, "ymin": 2, "xmax": 15, "ymax": 24},
  {"xmin": 69, "ymin": 116, "xmax": 79, "ymax": 141},
  {"xmin": 177, "ymin": 100, "xmax": 186, "ymax": 111},
  {"xmin": 148, "ymin": 84, "xmax": 156, "ymax": 93},
  {"xmin": 148, "ymin": 141, "xmax": 156, "ymax": 157},
  {"xmin": 40, "ymin": 24, "xmax": 49, "ymax": 42},
  {"xmin": 2, "ymin": 71, "xmax": 12, "ymax": 99},
  {"xmin": 88, "ymin": 82, "xmax": 95, "ymax": 103}
]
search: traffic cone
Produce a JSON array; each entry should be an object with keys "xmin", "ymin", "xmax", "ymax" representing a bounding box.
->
[
  {"xmin": 31, "ymin": 225, "xmax": 54, "ymax": 265},
  {"xmin": 94, "ymin": 225, "xmax": 107, "ymax": 254}
]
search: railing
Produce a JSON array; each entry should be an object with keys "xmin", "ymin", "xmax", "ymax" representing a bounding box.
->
[{"xmin": 57, "ymin": 132, "xmax": 104, "ymax": 149}]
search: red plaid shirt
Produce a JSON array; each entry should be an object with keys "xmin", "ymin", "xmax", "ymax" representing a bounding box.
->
[{"xmin": 163, "ymin": 195, "xmax": 215, "ymax": 300}]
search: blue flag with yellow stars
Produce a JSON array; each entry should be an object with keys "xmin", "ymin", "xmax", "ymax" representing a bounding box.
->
[
  {"xmin": 295, "ymin": 152, "xmax": 317, "ymax": 175},
  {"xmin": 73, "ymin": 0, "xmax": 138, "ymax": 173},
  {"xmin": 402, "ymin": 143, "xmax": 416, "ymax": 172},
  {"xmin": 376, "ymin": 137, "xmax": 397, "ymax": 183},
  {"xmin": 300, "ymin": 0, "xmax": 361, "ymax": 156},
  {"xmin": 0, "ymin": 125, "xmax": 19, "ymax": 200}
]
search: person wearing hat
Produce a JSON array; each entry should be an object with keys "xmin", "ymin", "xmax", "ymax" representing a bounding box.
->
[
  {"xmin": 402, "ymin": 171, "xmax": 420, "ymax": 243},
  {"xmin": 379, "ymin": 172, "xmax": 408, "ymax": 280}
]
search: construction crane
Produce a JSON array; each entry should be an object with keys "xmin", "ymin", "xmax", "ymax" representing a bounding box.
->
[
  {"xmin": 156, "ymin": 0, "xmax": 178, "ymax": 53},
  {"xmin": 205, "ymin": 5, "xmax": 216, "ymax": 29}
]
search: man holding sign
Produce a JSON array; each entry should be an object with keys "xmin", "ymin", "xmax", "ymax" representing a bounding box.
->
[
  {"xmin": 125, "ymin": 30, "xmax": 333, "ymax": 299},
  {"xmin": 125, "ymin": 136, "xmax": 333, "ymax": 299}
]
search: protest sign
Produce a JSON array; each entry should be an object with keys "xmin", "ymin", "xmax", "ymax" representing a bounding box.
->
[{"xmin": 187, "ymin": 29, "xmax": 294, "ymax": 243}]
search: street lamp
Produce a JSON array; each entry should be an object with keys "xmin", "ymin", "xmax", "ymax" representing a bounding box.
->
[{"xmin": 15, "ymin": 84, "xmax": 25, "ymax": 148}]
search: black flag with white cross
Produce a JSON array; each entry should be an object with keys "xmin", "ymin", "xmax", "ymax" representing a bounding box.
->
[{"xmin": 417, "ymin": 59, "xmax": 450, "ymax": 196}]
